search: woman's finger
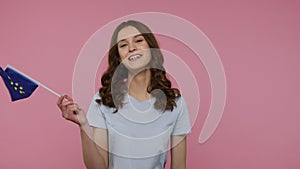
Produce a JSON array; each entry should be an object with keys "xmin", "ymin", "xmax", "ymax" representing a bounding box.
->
[
  {"xmin": 67, "ymin": 104, "xmax": 78, "ymax": 112},
  {"xmin": 62, "ymin": 100, "xmax": 75, "ymax": 107},
  {"xmin": 57, "ymin": 95, "xmax": 66, "ymax": 107},
  {"xmin": 57, "ymin": 96, "xmax": 63, "ymax": 105},
  {"xmin": 62, "ymin": 112, "xmax": 68, "ymax": 119},
  {"xmin": 64, "ymin": 95, "xmax": 74, "ymax": 102},
  {"xmin": 67, "ymin": 102, "xmax": 81, "ymax": 114}
]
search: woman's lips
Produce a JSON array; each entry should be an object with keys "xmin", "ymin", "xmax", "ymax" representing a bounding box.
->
[{"xmin": 128, "ymin": 54, "xmax": 142, "ymax": 61}]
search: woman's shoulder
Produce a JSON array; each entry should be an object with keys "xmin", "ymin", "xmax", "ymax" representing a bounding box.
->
[
  {"xmin": 175, "ymin": 95, "xmax": 187, "ymax": 108},
  {"xmin": 92, "ymin": 92, "xmax": 101, "ymax": 100}
]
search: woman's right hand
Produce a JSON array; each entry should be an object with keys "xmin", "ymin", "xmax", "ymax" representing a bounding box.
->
[{"xmin": 57, "ymin": 95, "xmax": 88, "ymax": 126}]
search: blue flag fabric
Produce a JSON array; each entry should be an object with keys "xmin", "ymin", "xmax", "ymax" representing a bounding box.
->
[{"xmin": 0, "ymin": 66, "xmax": 38, "ymax": 101}]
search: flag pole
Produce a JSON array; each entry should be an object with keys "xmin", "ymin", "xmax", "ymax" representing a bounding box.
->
[{"xmin": 7, "ymin": 65, "xmax": 61, "ymax": 97}]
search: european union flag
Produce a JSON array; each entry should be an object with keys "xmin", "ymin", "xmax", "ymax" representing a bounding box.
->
[{"xmin": 0, "ymin": 66, "xmax": 38, "ymax": 101}]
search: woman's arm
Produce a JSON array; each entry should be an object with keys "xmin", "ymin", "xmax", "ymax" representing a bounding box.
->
[
  {"xmin": 80, "ymin": 124, "xmax": 108, "ymax": 169},
  {"xmin": 57, "ymin": 95, "xmax": 108, "ymax": 169},
  {"xmin": 170, "ymin": 135, "xmax": 187, "ymax": 169}
]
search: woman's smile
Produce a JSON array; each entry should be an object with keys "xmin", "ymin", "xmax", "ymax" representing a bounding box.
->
[{"xmin": 128, "ymin": 53, "xmax": 143, "ymax": 61}]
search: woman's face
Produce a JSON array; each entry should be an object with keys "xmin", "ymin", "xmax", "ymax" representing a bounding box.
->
[{"xmin": 117, "ymin": 26, "xmax": 152, "ymax": 72}]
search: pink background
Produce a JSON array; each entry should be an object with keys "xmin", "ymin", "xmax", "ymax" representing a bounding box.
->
[{"xmin": 1, "ymin": 0, "xmax": 299, "ymax": 169}]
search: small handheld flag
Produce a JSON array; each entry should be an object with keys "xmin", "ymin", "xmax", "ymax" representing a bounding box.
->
[
  {"xmin": 0, "ymin": 66, "xmax": 38, "ymax": 101},
  {"xmin": 0, "ymin": 65, "xmax": 60, "ymax": 101}
]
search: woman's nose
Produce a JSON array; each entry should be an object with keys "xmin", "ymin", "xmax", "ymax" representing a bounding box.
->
[{"xmin": 128, "ymin": 43, "xmax": 137, "ymax": 52}]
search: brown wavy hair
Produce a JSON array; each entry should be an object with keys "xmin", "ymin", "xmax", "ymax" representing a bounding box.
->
[{"xmin": 96, "ymin": 20, "xmax": 181, "ymax": 113}]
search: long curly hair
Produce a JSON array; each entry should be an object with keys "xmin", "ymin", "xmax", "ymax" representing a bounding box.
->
[{"xmin": 96, "ymin": 20, "xmax": 181, "ymax": 113}]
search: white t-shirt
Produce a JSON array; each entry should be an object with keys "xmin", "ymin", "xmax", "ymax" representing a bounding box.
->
[{"xmin": 87, "ymin": 93, "xmax": 191, "ymax": 169}]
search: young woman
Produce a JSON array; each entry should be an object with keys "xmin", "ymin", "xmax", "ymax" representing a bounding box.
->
[{"xmin": 57, "ymin": 20, "xmax": 191, "ymax": 169}]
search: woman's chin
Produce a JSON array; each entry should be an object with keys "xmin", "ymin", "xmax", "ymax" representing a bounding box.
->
[
  {"xmin": 124, "ymin": 61, "xmax": 151, "ymax": 73},
  {"xmin": 126, "ymin": 65, "xmax": 151, "ymax": 75}
]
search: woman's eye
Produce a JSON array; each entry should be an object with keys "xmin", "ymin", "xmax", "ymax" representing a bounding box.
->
[
  {"xmin": 136, "ymin": 39, "xmax": 143, "ymax": 43},
  {"xmin": 119, "ymin": 44, "xmax": 127, "ymax": 48}
]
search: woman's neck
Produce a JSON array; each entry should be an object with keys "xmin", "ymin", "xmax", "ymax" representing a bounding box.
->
[{"xmin": 127, "ymin": 69, "xmax": 151, "ymax": 101}]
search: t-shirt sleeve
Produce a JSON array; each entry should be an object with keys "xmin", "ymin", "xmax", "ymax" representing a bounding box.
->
[
  {"xmin": 86, "ymin": 93, "xmax": 107, "ymax": 129},
  {"xmin": 172, "ymin": 96, "xmax": 192, "ymax": 136}
]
